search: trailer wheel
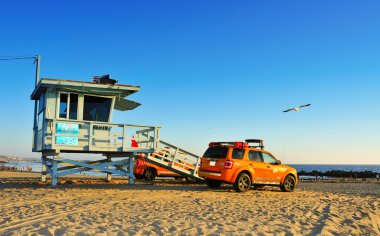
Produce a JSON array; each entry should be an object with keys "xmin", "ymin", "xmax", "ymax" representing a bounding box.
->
[
  {"xmin": 143, "ymin": 168, "xmax": 156, "ymax": 181},
  {"xmin": 134, "ymin": 174, "xmax": 143, "ymax": 180}
]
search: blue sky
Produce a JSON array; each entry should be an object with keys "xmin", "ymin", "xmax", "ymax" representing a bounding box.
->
[{"xmin": 0, "ymin": 1, "xmax": 379, "ymax": 164}]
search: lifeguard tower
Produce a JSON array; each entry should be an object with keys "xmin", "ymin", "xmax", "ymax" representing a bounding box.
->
[{"xmin": 31, "ymin": 75, "xmax": 161, "ymax": 186}]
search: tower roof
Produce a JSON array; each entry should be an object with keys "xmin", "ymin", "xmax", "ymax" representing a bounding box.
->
[{"xmin": 31, "ymin": 78, "xmax": 141, "ymax": 111}]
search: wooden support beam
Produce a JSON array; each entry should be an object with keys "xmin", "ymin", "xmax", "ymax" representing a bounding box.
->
[
  {"xmin": 107, "ymin": 156, "xmax": 112, "ymax": 181},
  {"xmin": 57, "ymin": 159, "xmax": 108, "ymax": 171},
  {"xmin": 41, "ymin": 155, "xmax": 135, "ymax": 186},
  {"xmin": 51, "ymin": 157, "xmax": 133, "ymax": 176},
  {"xmin": 129, "ymin": 157, "xmax": 134, "ymax": 184},
  {"xmin": 41, "ymin": 156, "xmax": 53, "ymax": 176},
  {"xmin": 41, "ymin": 156, "xmax": 47, "ymax": 182},
  {"xmin": 58, "ymin": 167, "xmax": 92, "ymax": 177},
  {"xmin": 52, "ymin": 158, "xmax": 58, "ymax": 186}
]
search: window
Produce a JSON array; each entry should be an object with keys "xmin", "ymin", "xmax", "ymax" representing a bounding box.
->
[
  {"xmin": 203, "ymin": 147, "xmax": 228, "ymax": 159},
  {"xmin": 248, "ymin": 151, "xmax": 263, "ymax": 162},
  {"xmin": 38, "ymin": 112, "xmax": 44, "ymax": 131},
  {"xmin": 59, "ymin": 93, "xmax": 68, "ymax": 118},
  {"xmin": 37, "ymin": 94, "xmax": 46, "ymax": 130},
  {"xmin": 232, "ymin": 148, "xmax": 245, "ymax": 159},
  {"xmin": 38, "ymin": 93, "xmax": 45, "ymax": 113},
  {"xmin": 69, "ymin": 94, "xmax": 78, "ymax": 120},
  {"xmin": 83, "ymin": 95, "xmax": 112, "ymax": 122},
  {"xmin": 262, "ymin": 153, "xmax": 277, "ymax": 164},
  {"xmin": 59, "ymin": 93, "xmax": 79, "ymax": 120}
]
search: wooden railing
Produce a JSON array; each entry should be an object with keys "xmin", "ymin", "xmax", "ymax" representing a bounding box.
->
[
  {"xmin": 144, "ymin": 137, "xmax": 203, "ymax": 180},
  {"xmin": 39, "ymin": 118, "xmax": 160, "ymax": 153}
]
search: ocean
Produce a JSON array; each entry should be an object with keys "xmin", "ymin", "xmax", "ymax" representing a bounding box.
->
[
  {"xmin": 290, "ymin": 164, "xmax": 380, "ymax": 173},
  {"xmin": 2, "ymin": 161, "xmax": 380, "ymax": 175},
  {"xmin": 0, "ymin": 161, "xmax": 105, "ymax": 176},
  {"xmin": 1, "ymin": 161, "xmax": 43, "ymax": 173}
]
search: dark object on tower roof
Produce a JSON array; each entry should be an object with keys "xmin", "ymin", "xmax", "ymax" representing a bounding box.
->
[{"xmin": 92, "ymin": 74, "xmax": 118, "ymax": 85}]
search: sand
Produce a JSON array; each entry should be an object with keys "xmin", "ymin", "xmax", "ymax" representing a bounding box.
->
[{"xmin": 0, "ymin": 171, "xmax": 379, "ymax": 235}]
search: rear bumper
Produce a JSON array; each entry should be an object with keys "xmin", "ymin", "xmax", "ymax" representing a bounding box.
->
[
  {"xmin": 199, "ymin": 169, "xmax": 234, "ymax": 183},
  {"xmin": 199, "ymin": 170, "xmax": 222, "ymax": 177}
]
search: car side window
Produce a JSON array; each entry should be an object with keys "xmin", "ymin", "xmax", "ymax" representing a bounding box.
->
[
  {"xmin": 248, "ymin": 151, "xmax": 263, "ymax": 162},
  {"xmin": 262, "ymin": 153, "xmax": 277, "ymax": 164},
  {"xmin": 232, "ymin": 148, "xmax": 245, "ymax": 159}
]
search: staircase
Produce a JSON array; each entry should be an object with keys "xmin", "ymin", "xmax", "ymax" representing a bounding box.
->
[{"xmin": 142, "ymin": 139, "xmax": 204, "ymax": 181}]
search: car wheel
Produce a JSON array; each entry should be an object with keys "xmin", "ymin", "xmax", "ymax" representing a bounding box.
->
[
  {"xmin": 205, "ymin": 179, "xmax": 222, "ymax": 188},
  {"xmin": 134, "ymin": 174, "xmax": 143, "ymax": 180},
  {"xmin": 143, "ymin": 168, "xmax": 156, "ymax": 181},
  {"xmin": 233, "ymin": 173, "xmax": 251, "ymax": 192},
  {"xmin": 281, "ymin": 175, "xmax": 296, "ymax": 192}
]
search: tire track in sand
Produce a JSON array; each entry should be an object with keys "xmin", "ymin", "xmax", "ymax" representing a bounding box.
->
[
  {"xmin": 308, "ymin": 204, "xmax": 331, "ymax": 236},
  {"xmin": 0, "ymin": 198, "xmax": 129, "ymax": 233},
  {"xmin": 0, "ymin": 208, "xmax": 87, "ymax": 233},
  {"xmin": 0, "ymin": 193, "xmax": 99, "ymax": 210}
]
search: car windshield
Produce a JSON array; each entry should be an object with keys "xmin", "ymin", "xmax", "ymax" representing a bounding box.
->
[{"xmin": 203, "ymin": 146, "xmax": 228, "ymax": 159}]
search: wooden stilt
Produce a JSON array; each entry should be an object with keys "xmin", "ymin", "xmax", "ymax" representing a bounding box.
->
[
  {"xmin": 52, "ymin": 156, "xmax": 58, "ymax": 186},
  {"xmin": 41, "ymin": 156, "xmax": 47, "ymax": 182},
  {"xmin": 107, "ymin": 156, "xmax": 112, "ymax": 181},
  {"xmin": 129, "ymin": 156, "xmax": 135, "ymax": 184}
]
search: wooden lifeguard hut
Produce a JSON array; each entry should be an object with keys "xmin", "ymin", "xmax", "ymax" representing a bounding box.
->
[{"xmin": 31, "ymin": 74, "xmax": 160, "ymax": 186}]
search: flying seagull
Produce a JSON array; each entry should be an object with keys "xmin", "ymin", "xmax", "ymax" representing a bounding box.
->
[{"xmin": 283, "ymin": 104, "xmax": 311, "ymax": 112}]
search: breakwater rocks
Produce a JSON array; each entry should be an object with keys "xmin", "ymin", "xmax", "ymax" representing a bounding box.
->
[
  {"xmin": 0, "ymin": 165, "xmax": 33, "ymax": 172},
  {"xmin": 298, "ymin": 170, "xmax": 379, "ymax": 179}
]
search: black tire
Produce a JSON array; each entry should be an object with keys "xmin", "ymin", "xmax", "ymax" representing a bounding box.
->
[
  {"xmin": 143, "ymin": 168, "xmax": 156, "ymax": 181},
  {"xmin": 233, "ymin": 173, "xmax": 252, "ymax": 192},
  {"xmin": 205, "ymin": 179, "xmax": 222, "ymax": 188},
  {"xmin": 281, "ymin": 175, "xmax": 296, "ymax": 192},
  {"xmin": 134, "ymin": 174, "xmax": 143, "ymax": 180}
]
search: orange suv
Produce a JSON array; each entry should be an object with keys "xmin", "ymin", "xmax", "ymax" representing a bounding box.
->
[{"xmin": 198, "ymin": 139, "xmax": 298, "ymax": 192}]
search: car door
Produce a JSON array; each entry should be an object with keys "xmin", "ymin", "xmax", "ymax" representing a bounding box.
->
[
  {"xmin": 248, "ymin": 150, "xmax": 273, "ymax": 184},
  {"xmin": 261, "ymin": 152, "xmax": 282, "ymax": 184}
]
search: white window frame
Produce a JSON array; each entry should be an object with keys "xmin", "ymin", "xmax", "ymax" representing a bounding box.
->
[
  {"xmin": 57, "ymin": 92, "xmax": 79, "ymax": 120},
  {"xmin": 82, "ymin": 94, "xmax": 115, "ymax": 123}
]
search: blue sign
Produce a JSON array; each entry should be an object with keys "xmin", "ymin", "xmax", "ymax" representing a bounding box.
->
[
  {"xmin": 56, "ymin": 123, "xmax": 79, "ymax": 145},
  {"xmin": 56, "ymin": 123, "xmax": 79, "ymax": 135},
  {"xmin": 56, "ymin": 136, "xmax": 78, "ymax": 145}
]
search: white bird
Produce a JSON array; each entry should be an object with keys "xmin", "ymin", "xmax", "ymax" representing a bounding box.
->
[{"xmin": 283, "ymin": 104, "xmax": 311, "ymax": 112}]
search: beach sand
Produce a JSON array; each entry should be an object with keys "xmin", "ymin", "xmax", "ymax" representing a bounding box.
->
[{"xmin": 0, "ymin": 171, "xmax": 379, "ymax": 235}]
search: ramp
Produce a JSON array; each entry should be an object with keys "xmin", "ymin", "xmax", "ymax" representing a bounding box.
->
[{"xmin": 140, "ymin": 138, "xmax": 203, "ymax": 181}]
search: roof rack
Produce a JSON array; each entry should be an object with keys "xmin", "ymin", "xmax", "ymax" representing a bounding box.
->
[
  {"xmin": 245, "ymin": 139, "xmax": 264, "ymax": 149},
  {"xmin": 208, "ymin": 142, "xmax": 248, "ymax": 148}
]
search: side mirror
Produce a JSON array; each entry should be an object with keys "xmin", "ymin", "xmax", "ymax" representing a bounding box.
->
[{"xmin": 276, "ymin": 160, "xmax": 281, "ymax": 165}]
